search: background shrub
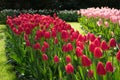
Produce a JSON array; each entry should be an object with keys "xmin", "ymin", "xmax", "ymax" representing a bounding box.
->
[{"xmin": 0, "ymin": 9, "xmax": 78, "ymax": 24}]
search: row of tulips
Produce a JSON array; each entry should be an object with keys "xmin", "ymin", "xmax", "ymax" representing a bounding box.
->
[
  {"xmin": 78, "ymin": 7, "xmax": 120, "ymax": 46},
  {"xmin": 6, "ymin": 13, "xmax": 120, "ymax": 80}
]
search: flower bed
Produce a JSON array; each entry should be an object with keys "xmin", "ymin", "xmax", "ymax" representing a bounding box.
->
[
  {"xmin": 6, "ymin": 13, "xmax": 120, "ymax": 80},
  {"xmin": 78, "ymin": 7, "xmax": 120, "ymax": 47}
]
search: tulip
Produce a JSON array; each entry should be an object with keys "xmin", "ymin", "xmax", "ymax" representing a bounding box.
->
[
  {"xmin": 76, "ymin": 47, "xmax": 83, "ymax": 57},
  {"xmin": 89, "ymin": 33, "xmax": 96, "ymax": 42},
  {"xmin": 66, "ymin": 55, "xmax": 71, "ymax": 63},
  {"xmin": 70, "ymin": 28, "xmax": 74, "ymax": 35},
  {"xmin": 33, "ymin": 42, "xmax": 40, "ymax": 50},
  {"xmin": 54, "ymin": 55, "xmax": 59, "ymax": 63},
  {"xmin": 87, "ymin": 70, "xmax": 94, "ymax": 78},
  {"xmin": 70, "ymin": 35, "xmax": 74, "ymax": 42},
  {"xmin": 26, "ymin": 40, "xmax": 31, "ymax": 47},
  {"xmin": 18, "ymin": 26, "xmax": 24, "ymax": 33},
  {"xmin": 105, "ymin": 61, "xmax": 113, "ymax": 72},
  {"xmin": 24, "ymin": 34, "xmax": 29, "ymax": 41},
  {"xmin": 42, "ymin": 53, "xmax": 48, "ymax": 61},
  {"xmin": 65, "ymin": 63, "xmax": 74, "ymax": 74},
  {"xmin": 67, "ymin": 43, "xmax": 73, "ymax": 51},
  {"xmin": 104, "ymin": 21, "xmax": 109, "ymax": 28},
  {"xmin": 97, "ymin": 19, "xmax": 102, "ymax": 27},
  {"xmin": 94, "ymin": 47, "xmax": 102, "ymax": 58},
  {"xmin": 54, "ymin": 37, "xmax": 58, "ymax": 44},
  {"xmin": 81, "ymin": 55, "xmax": 92, "ymax": 67},
  {"xmin": 43, "ymin": 41, "xmax": 49, "ymax": 49},
  {"xmin": 101, "ymin": 40, "xmax": 109, "ymax": 50},
  {"xmin": 116, "ymin": 50, "xmax": 120, "ymax": 62},
  {"xmin": 44, "ymin": 31, "xmax": 51, "ymax": 39},
  {"xmin": 25, "ymin": 27, "xmax": 31, "ymax": 35},
  {"xmin": 97, "ymin": 62, "xmax": 106, "ymax": 76},
  {"xmin": 89, "ymin": 42, "xmax": 96, "ymax": 53},
  {"xmin": 36, "ymin": 30, "xmax": 43, "ymax": 39},
  {"xmin": 76, "ymin": 41, "xmax": 84, "ymax": 50},
  {"xmin": 61, "ymin": 30, "xmax": 69, "ymax": 40},
  {"xmin": 72, "ymin": 31, "xmax": 79, "ymax": 39},
  {"xmin": 51, "ymin": 29, "xmax": 57, "ymax": 38},
  {"xmin": 62, "ymin": 44, "xmax": 68, "ymax": 52},
  {"xmin": 94, "ymin": 38, "xmax": 101, "ymax": 47},
  {"xmin": 77, "ymin": 34, "xmax": 84, "ymax": 42},
  {"xmin": 109, "ymin": 38, "xmax": 116, "ymax": 47},
  {"xmin": 41, "ymin": 46, "xmax": 46, "ymax": 53}
]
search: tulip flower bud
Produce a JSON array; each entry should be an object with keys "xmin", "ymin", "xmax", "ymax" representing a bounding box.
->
[
  {"xmin": 54, "ymin": 55, "xmax": 59, "ymax": 63},
  {"xmin": 81, "ymin": 55, "xmax": 92, "ymax": 67},
  {"xmin": 42, "ymin": 53, "xmax": 48, "ymax": 61},
  {"xmin": 76, "ymin": 47, "xmax": 83, "ymax": 57},
  {"xmin": 66, "ymin": 55, "xmax": 71, "ymax": 63},
  {"xmin": 94, "ymin": 47, "xmax": 102, "ymax": 58},
  {"xmin": 109, "ymin": 38, "xmax": 116, "ymax": 47},
  {"xmin": 105, "ymin": 61, "xmax": 114, "ymax": 72},
  {"xmin": 101, "ymin": 40, "xmax": 109, "ymax": 50},
  {"xmin": 87, "ymin": 70, "xmax": 94, "ymax": 78},
  {"xmin": 116, "ymin": 50, "xmax": 120, "ymax": 62},
  {"xmin": 33, "ymin": 42, "xmax": 40, "ymax": 50},
  {"xmin": 67, "ymin": 43, "xmax": 73, "ymax": 51},
  {"xmin": 97, "ymin": 62, "xmax": 106, "ymax": 76},
  {"xmin": 65, "ymin": 63, "xmax": 74, "ymax": 74}
]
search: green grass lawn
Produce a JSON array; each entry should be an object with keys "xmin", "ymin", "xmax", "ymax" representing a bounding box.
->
[
  {"xmin": 0, "ymin": 25, "xmax": 16, "ymax": 80},
  {"xmin": 67, "ymin": 22, "xmax": 84, "ymax": 34},
  {"xmin": 0, "ymin": 22, "xmax": 82, "ymax": 80}
]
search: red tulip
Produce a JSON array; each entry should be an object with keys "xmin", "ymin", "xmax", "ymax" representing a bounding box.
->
[
  {"xmin": 54, "ymin": 55, "xmax": 59, "ymax": 63},
  {"xmin": 76, "ymin": 47, "xmax": 83, "ymax": 57},
  {"xmin": 62, "ymin": 44, "xmax": 68, "ymax": 52},
  {"xmin": 94, "ymin": 47, "xmax": 102, "ymax": 58},
  {"xmin": 61, "ymin": 30, "xmax": 69, "ymax": 40},
  {"xmin": 54, "ymin": 37, "xmax": 58, "ymax": 44},
  {"xmin": 70, "ymin": 35, "xmax": 74, "ymax": 42},
  {"xmin": 51, "ymin": 29, "xmax": 57, "ymax": 38},
  {"xmin": 77, "ymin": 34, "xmax": 84, "ymax": 42},
  {"xmin": 76, "ymin": 41, "xmax": 84, "ymax": 50},
  {"xmin": 72, "ymin": 31, "xmax": 79, "ymax": 39},
  {"xmin": 18, "ymin": 26, "xmax": 24, "ymax": 33},
  {"xmin": 41, "ymin": 46, "xmax": 46, "ymax": 53},
  {"xmin": 109, "ymin": 38, "xmax": 116, "ymax": 47},
  {"xmin": 89, "ymin": 42, "xmax": 96, "ymax": 53},
  {"xmin": 97, "ymin": 62, "xmax": 106, "ymax": 76},
  {"xmin": 66, "ymin": 55, "xmax": 71, "ymax": 63},
  {"xmin": 43, "ymin": 41, "xmax": 49, "ymax": 49},
  {"xmin": 25, "ymin": 27, "xmax": 31, "ymax": 35},
  {"xmin": 116, "ymin": 50, "xmax": 120, "ymax": 62},
  {"xmin": 36, "ymin": 30, "xmax": 43, "ymax": 39},
  {"xmin": 94, "ymin": 38, "xmax": 100, "ymax": 47},
  {"xmin": 70, "ymin": 28, "xmax": 74, "ymax": 35},
  {"xmin": 26, "ymin": 40, "xmax": 31, "ymax": 47},
  {"xmin": 24, "ymin": 34, "xmax": 29, "ymax": 41},
  {"xmin": 87, "ymin": 70, "xmax": 94, "ymax": 78},
  {"xmin": 81, "ymin": 55, "xmax": 92, "ymax": 67},
  {"xmin": 105, "ymin": 61, "xmax": 113, "ymax": 72},
  {"xmin": 44, "ymin": 31, "xmax": 51, "ymax": 39},
  {"xmin": 90, "ymin": 33, "xmax": 96, "ymax": 42},
  {"xmin": 67, "ymin": 43, "xmax": 73, "ymax": 51},
  {"xmin": 101, "ymin": 40, "xmax": 109, "ymax": 50},
  {"xmin": 33, "ymin": 42, "xmax": 40, "ymax": 50},
  {"xmin": 65, "ymin": 63, "xmax": 74, "ymax": 74},
  {"xmin": 42, "ymin": 53, "xmax": 48, "ymax": 61}
]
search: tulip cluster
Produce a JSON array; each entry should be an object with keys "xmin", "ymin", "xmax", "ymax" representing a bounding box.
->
[
  {"xmin": 78, "ymin": 7, "xmax": 120, "ymax": 47},
  {"xmin": 79, "ymin": 7, "xmax": 120, "ymax": 23},
  {"xmin": 6, "ymin": 13, "xmax": 120, "ymax": 80}
]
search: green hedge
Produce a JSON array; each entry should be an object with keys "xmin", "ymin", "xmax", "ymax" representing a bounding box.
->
[
  {"xmin": 57, "ymin": 10, "xmax": 78, "ymax": 22},
  {"xmin": 0, "ymin": 9, "xmax": 78, "ymax": 24}
]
